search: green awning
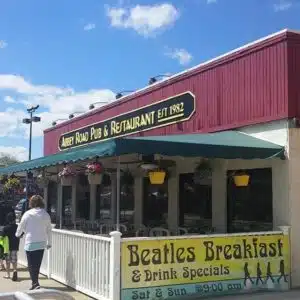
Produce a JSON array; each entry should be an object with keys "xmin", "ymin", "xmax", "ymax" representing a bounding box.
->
[
  {"xmin": 0, "ymin": 139, "xmax": 117, "ymax": 175},
  {"xmin": 117, "ymin": 131, "xmax": 285, "ymax": 159},
  {"xmin": 0, "ymin": 131, "xmax": 284, "ymax": 174}
]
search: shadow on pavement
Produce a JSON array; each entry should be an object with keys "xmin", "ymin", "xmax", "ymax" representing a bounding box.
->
[{"xmin": 41, "ymin": 286, "xmax": 77, "ymax": 292}]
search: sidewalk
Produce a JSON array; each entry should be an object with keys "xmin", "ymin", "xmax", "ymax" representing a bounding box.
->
[{"xmin": 0, "ymin": 267, "xmax": 93, "ymax": 299}]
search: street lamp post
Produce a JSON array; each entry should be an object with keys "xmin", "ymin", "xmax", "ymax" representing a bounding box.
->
[{"xmin": 22, "ymin": 105, "xmax": 41, "ymax": 201}]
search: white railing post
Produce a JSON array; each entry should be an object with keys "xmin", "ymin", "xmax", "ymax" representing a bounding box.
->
[
  {"xmin": 279, "ymin": 225, "xmax": 290, "ymax": 236},
  {"xmin": 109, "ymin": 231, "xmax": 122, "ymax": 300},
  {"xmin": 47, "ymin": 247, "xmax": 51, "ymax": 279}
]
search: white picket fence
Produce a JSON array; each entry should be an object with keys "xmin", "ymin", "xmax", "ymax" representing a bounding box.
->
[{"xmin": 17, "ymin": 229, "xmax": 121, "ymax": 300}]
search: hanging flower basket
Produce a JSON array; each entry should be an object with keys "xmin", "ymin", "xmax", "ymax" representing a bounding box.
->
[
  {"xmin": 149, "ymin": 170, "xmax": 166, "ymax": 185},
  {"xmin": 87, "ymin": 173, "xmax": 103, "ymax": 185},
  {"xmin": 233, "ymin": 171, "xmax": 250, "ymax": 187},
  {"xmin": 193, "ymin": 160, "xmax": 212, "ymax": 184},
  {"xmin": 58, "ymin": 166, "xmax": 76, "ymax": 186},
  {"xmin": 86, "ymin": 162, "xmax": 103, "ymax": 185},
  {"xmin": 3, "ymin": 177, "xmax": 21, "ymax": 193}
]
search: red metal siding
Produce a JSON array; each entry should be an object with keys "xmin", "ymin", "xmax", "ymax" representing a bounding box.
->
[
  {"xmin": 44, "ymin": 33, "xmax": 289, "ymax": 155},
  {"xmin": 287, "ymin": 33, "xmax": 300, "ymax": 117}
]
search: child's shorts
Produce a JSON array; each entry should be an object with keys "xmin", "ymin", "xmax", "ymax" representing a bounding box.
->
[{"xmin": 5, "ymin": 251, "xmax": 18, "ymax": 264}]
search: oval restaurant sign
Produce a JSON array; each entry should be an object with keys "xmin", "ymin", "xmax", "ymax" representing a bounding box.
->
[
  {"xmin": 58, "ymin": 91, "xmax": 195, "ymax": 150},
  {"xmin": 121, "ymin": 233, "xmax": 290, "ymax": 299}
]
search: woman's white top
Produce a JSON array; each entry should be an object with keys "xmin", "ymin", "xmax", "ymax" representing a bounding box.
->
[{"xmin": 16, "ymin": 208, "xmax": 52, "ymax": 251}]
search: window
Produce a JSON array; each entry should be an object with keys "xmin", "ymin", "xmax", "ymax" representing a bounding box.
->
[
  {"xmin": 120, "ymin": 183, "xmax": 134, "ymax": 225},
  {"xmin": 227, "ymin": 168, "xmax": 273, "ymax": 233},
  {"xmin": 62, "ymin": 186, "xmax": 72, "ymax": 218},
  {"xmin": 48, "ymin": 181, "xmax": 57, "ymax": 223},
  {"xmin": 143, "ymin": 178, "xmax": 168, "ymax": 227},
  {"xmin": 179, "ymin": 174, "xmax": 212, "ymax": 232},
  {"xmin": 97, "ymin": 174, "xmax": 112, "ymax": 221},
  {"xmin": 96, "ymin": 174, "xmax": 135, "ymax": 224}
]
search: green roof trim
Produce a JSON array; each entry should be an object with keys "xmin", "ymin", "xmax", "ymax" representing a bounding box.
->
[{"xmin": 0, "ymin": 131, "xmax": 284, "ymax": 175}]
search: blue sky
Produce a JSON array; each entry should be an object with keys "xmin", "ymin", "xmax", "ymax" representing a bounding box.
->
[{"xmin": 0, "ymin": 0, "xmax": 298, "ymax": 160}]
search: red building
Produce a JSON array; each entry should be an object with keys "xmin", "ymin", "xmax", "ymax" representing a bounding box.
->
[
  {"xmin": 3, "ymin": 29, "xmax": 300, "ymax": 294},
  {"xmin": 44, "ymin": 29, "xmax": 300, "ymax": 155}
]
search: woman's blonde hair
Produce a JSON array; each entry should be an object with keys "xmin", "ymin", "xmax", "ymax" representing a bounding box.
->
[{"xmin": 29, "ymin": 195, "xmax": 45, "ymax": 209}]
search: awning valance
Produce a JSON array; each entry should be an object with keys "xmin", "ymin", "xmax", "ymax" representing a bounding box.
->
[{"xmin": 0, "ymin": 131, "xmax": 284, "ymax": 174}]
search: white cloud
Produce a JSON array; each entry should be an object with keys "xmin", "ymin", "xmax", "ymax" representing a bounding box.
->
[
  {"xmin": 165, "ymin": 48, "xmax": 193, "ymax": 65},
  {"xmin": 207, "ymin": 0, "xmax": 217, "ymax": 3},
  {"xmin": 0, "ymin": 146, "xmax": 28, "ymax": 161},
  {"xmin": 4, "ymin": 96, "xmax": 16, "ymax": 103},
  {"xmin": 0, "ymin": 74, "xmax": 115, "ymax": 138},
  {"xmin": 0, "ymin": 108, "xmax": 26, "ymax": 137},
  {"xmin": 106, "ymin": 3, "xmax": 180, "ymax": 37},
  {"xmin": 274, "ymin": 0, "xmax": 292, "ymax": 11},
  {"xmin": 0, "ymin": 74, "xmax": 68, "ymax": 95},
  {"xmin": 84, "ymin": 23, "xmax": 96, "ymax": 31},
  {"xmin": 0, "ymin": 40, "xmax": 7, "ymax": 49}
]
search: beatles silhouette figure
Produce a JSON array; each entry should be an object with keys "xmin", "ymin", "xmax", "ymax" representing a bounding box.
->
[
  {"xmin": 243, "ymin": 262, "xmax": 254, "ymax": 286},
  {"xmin": 243, "ymin": 260, "xmax": 287, "ymax": 286},
  {"xmin": 265, "ymin": 262, "xmax": 274, "ymax": 283},
  {"xmin": 256, "ymin": 263, "xmax": 264, "ymax": 285},
  {"xmin": 277, "ymin": 260, "xmax": 288, "ymax": 283}
]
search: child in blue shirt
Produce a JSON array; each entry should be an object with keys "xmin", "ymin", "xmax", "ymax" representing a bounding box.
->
[{"xmin": 3, "ymin": 213, "xmax": 19, "ymax": 281}]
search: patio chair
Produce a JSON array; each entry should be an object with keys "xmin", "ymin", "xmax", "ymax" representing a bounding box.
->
[
  {"xmin": 150, "ymin": 227, "xmax": 170, "ymax": 237},
  {"xmin": 74, "ymin": 218, "xmax": 86, "ymax": 230},
  {"xmin": 176, "ymin": 227, "xmax": 188, "ymax": 235},
  {"xmin": 100, "ymin": 224, "xmax": 128, "ymax": 235},
  {"xmin": 135, "ymin": 226, "xmax": 149, "ymax": 237}
]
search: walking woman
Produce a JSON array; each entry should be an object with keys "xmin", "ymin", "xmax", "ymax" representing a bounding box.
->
[{"xmin": 16, "ymin": 195, "xmax": 52, "ymax": 290}]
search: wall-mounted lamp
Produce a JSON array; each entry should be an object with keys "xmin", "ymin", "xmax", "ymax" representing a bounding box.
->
[
  {"xmin": 115, "ymin": 90, "xmax": 135, "ymax": 100},
  {"xmin": 69, "ymin": 111, "xmax": 85, "ymax": 119},
  {"xmin": 52, "ymin": 118, "xmax": 68, "ymax": 126},
  {"xmin": 148, "ymin": 74, "xmax": 172, "ymax": 85},
  {"xmin": 89, "ymin": 101, "xmax": 110, "ymax": 110}
]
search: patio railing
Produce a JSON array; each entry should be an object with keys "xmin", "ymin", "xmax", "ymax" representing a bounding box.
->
[
  {"xmin": 17, "ymin": 229, "xmax": 121, "ymax": 300},
  {"xmin": 17, "ymin": 226, "xmax": 290, "ymax": 300}
]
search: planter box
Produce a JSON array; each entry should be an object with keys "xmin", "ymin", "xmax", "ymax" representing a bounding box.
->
[{"xmin": 88, "ymin": 173, "xmax": 103, "ymax": 185}]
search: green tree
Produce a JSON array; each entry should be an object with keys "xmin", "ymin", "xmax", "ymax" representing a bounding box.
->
[{"xmin": 0, "ymin": 154, "xmax": 19, "ymax": 167}]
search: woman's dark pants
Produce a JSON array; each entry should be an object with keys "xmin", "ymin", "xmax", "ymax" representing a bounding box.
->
[{"xmin": 26, "ymin": 250, "xmax": 44, "ymax": 286}]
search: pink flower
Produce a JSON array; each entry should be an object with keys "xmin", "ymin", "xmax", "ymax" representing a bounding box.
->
[
  {"xmin": 58, "ymin": 166, "xmax": 76, "ymax": 177},
  {"xmin": 86, "ymin": 162, "xmax": 103, "ymax": 174}
]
